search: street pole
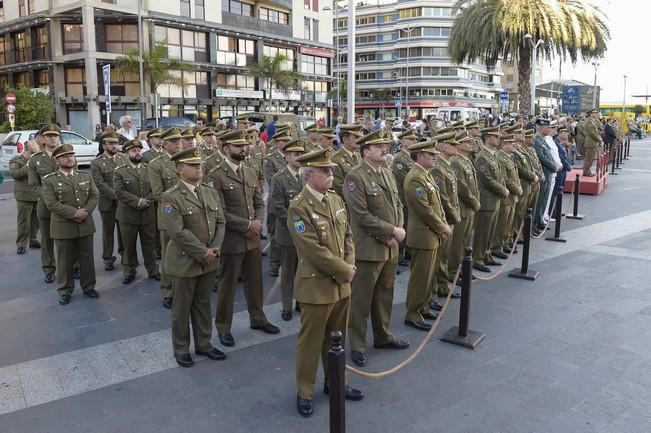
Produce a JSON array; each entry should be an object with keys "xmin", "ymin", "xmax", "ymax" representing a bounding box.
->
[
  {"xmin": 622, "ymin": 74, "xmax": 628, "ymax": 131},
  {"xmin": 138, "ymin": 0, "xmax": 146, "ymax": 130},
  {"xmin": 402, "ymin": 25, "xmax": 415, "ymax": 121},
  {"xmin": 346, "ymin": 0, "xmax": 355, "ymax": 123},
  {"xmin": 335, "ymin": 3, "xmax": 340, "ymax": 121},
  {"xmin": 525, "ymin": 34, "xmax": 544, "ymax": 116},
  {"xmin": 592, "ymin": 62, "xmax": 599, "ymax": 107}
]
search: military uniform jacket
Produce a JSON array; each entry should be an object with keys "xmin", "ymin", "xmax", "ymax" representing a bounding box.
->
[
  {"xmin": 575, "ymin": 120, "xmax": 586, "ymax": 147},
  {"xmin": 331, "ymin": 148, "xmax": 361, "ymax": 197},
  {"xmin": 41, "ymin": 170, "xmax": 98, "ymax": 240},
  {"xmin": 471, "ymin": 137, "xmax": 484, "ymax": 160},
  {"xmin": 91, "ymin": 152, "xmax": 128, "ymax": 212},
  {"xmin": 391, "ymin": 149, "xmax": 413, "ymax": 210},
  {"xmin": 148, "ymin": 153, "xmax": 179, "ymax": 226},
  {"xmin": 474, "ymin": 148, "xmax": 509, "ymax": 211},
  {"xmin": 204, "ymin": 151, "xmax": 225, "ymax": 175},
  {"xmin": 524, "ymin": 146, "xmax": 545, "ymax": 180},
  {"xmin": 403, "ymin": 164, "xmax": 448, "ymax": 250},
  {"xmin": 263, "ymin": 150, "xmax": 285, "ymax": 185},
  {"xmin": 584, "ymin": 118, "xmax": 603, "ymax": 149},
  {"xmin": 28, "ymin": 151, "xmax": 57, "ymax": 218},
  {"xmin": 342, "ymin": 163, "xmax": 403, "ymax": 262},
  {"xmin": 209, "ymin": 161, "xmax": 265, "ymax": 254},
  {"xmin": 142, "ymin": 148, "xmax": 163, "ymax": 164},
  {"xmin": 497, "ymin": 150, "xmax": 523, "ymax": 205},
  {"xmin": 200, "ymin": 144, "xmax": 215, "ymax": 158},
  {"xmin": 245, "ymin": 153, "xmax": 265, "ymax": 189},
  {"xmin": 431, "ymin": 157, "xmax": 461, "ymax": 225},
  {"xmin": 270, "ymin": 167, "xmax": 302, "ymax": 247},
  {"xmin": 450, "ymin": 154, "xmax": 480, "ymax": 218},
  {"xmin": 533, "ymin": 135, "xmax": 558, "ymax": 175},
  {"xmin": 9, "ymin": 154, "xmax": 39, "ymax": 202},
  {"xmin": 161, "ymin": 182, "xmax": 226, "ymax": 278},
  {"xmin": 287, "ymin": 188, "xmax": 355, "ymax": 304},
  {"xmin": 114, "ymin": 163, "xmax": 156, "ymax": 226},
  {"xmin": 512, "ymin": 147, "xmax": 538, "ymax": 197}
]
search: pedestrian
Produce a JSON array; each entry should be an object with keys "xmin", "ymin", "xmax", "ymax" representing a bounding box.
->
[
  {"xmin": 392, "ymin": 129, "xmax": 417, "ymax": 267},
  {"xmin": 533, "ymin": 119, "xmax": 559, "ymax": 234},
  {"xmin": 288, "ymin": 147, "xmax": 363, "ymax": 417},
  {"xmin": 41, "ymin": 144, "xmax": 99, "ymax": 305},
  {"xmin": 116, "ymin": 115, "xmax": 136, "ymax": 142},
  {"xmin": 267, "ymin": 114, "xmax": 279, "ymax": 139},
  {"xmin": 9, "ymin": 140, "xmax": 41, "ymax": 255},
  {"xmin": 161, "ymin": 147, "xmax": 227, "ymax": 367},
  {"xmin": 331, "ymin": 124, "xmax": 363, "ymax": 197}
]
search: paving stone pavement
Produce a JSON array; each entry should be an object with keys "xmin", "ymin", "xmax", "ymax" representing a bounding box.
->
[{"xmin": 1, "ymin": 140, "xmax": 651, "ymax": 432}]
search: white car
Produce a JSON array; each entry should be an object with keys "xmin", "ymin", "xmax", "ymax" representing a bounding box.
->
[{"xmin": 1, "ymin": 130, "xmax": 99, "ymax": 170}]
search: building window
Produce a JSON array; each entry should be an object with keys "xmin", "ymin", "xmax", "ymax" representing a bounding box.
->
[
  {"xmin": 399, "ymin": 28, "xmax": 422, "ymax": 38},
  {"xmin": 312, "ymin": 19, "xmax": 319, "ymax": 41},
  {"xmin": 422, "ymin": 27, "xmax": 451, "ymax": 37},
  {"xmin": 105, "ymin": 24, "xmax": 138, "ymax": 54},
  {"xmin": 19, "ymin": 0, "xmax": 26, "ymax": 17},
  {"xmin": 335, "ymin": 18, "xmax": 347, "ymax": 29},
  {"xmin": 0, "ymin": 2, "xmax": 4, "ymax": 20},
  {"xmin": 14, "ymin": 32, "xmax": 29, "ymax": 62},
  {"xmin": 159, "ymin": 71, "xmax": 209, "ymax": 99},
  {"xmin": 154, "ymin": 28, "xmax": 208, "ymax": 62},
  {"xmin": 36, "ymin": 69, "xmax": 49, "ymax": 88},
  {"xmin": 15, "ymin": 71, "xmax": 31, "ymax": 87},
  {"xmin": 0, "ymin": 37, "xmax": 6, "ymax": 65},
  {"xmin": 180, "ymin": 0, "xmax": 190, "ymax": 17},
  {"xmin": 302, "ymin": 80, "xmax": 327, "ymax": 102},
  {"xmin": 423, "ymin": 7, "xmax": 452, "ymax": 17},
  {"xmin": 110, "ymin": 71, "xmax": 139, "ymax": 96},
  {"xmin": 356, "ymin": 16, "xmax": 376, "ymax": 25},
  {"xmin": 301, "ymin": 55, "xmax": 328, "ymax": 76},
  {"xmin": 65, "ymin": 68, "xmax": 85, "ymax": 96},
  {"xmin": 216, "ymin": 36, "xmax": 254, "ymax": 66},
  {"xmin": 34, "ymin": 27, "xmax": 48, "ymax": 60},
  {"xmin": 355, "ymin": 72, "xmax": 376, "ymax": 80},
  {"xmin": 304, "ymin": 17, "xmax": 311, "ymax": 40},
  {"xmin": 399, "ymin": 8, "xmax": 421, "ymax": 18},
  {"xmin": 263, "ymin": 46, "xmax": 294, "ymax": 70},
  {"xmin": 259, "ymin": 7, "xmax": 289, "ymax": 25},
  {"xmin": 355, "ymin": 35, "xmax": 376, "ymax": 44},
  {"xmin": 222, "ymin": 0, "xmax": 253, "ymax": 17},
  {"xmin": 101, "ymin": 0, "xmax": 117, "ymax": 3},
  {"xmin": 195, "ymin": 0, "xmax": 205, "ymax": 19},
  {"xmin": 383, "ymin": 14, "xmax": 394, "ymax": 23},
  {"xmin": 63, "ymin": 24, "xmax": 83, "ymax": 54},
  {"xmin": 217, "ymin": 73, "xmax": 255, "ymax": 90}
]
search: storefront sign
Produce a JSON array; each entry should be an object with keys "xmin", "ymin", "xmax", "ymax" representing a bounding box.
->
[
  {"xmin": 214, "ymin": 88, "xmax": 264, "ymax": 99},
  {"xmin": 270, "ymin": 90, "xmax": 302, "ymax": 101},
  {"xmin": 300, "ymin": 46, "xmax": 335, "ymax": 58}
]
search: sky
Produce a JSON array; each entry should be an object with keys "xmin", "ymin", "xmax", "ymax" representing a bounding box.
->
[{"xmin": 543, "ymin": 0, "xmax": 650, "ymax": 104}]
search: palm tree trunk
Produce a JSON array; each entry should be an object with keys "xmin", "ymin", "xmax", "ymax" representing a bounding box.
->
[{"xmin": 517, "ymin": 43, "xmax": 532, "ymax": 115}]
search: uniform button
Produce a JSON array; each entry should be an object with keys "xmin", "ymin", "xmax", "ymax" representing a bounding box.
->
[{"xmin": 311, "ymin": 273, "xmax": 315, "ymax": 277}]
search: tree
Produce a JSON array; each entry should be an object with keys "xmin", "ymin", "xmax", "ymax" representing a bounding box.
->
[
  {"xmin": 632, "ymin": 105, "xmax": 645, "ymax": 117},
  {"xmin": 449, "ymin": 0, "xmax": 610, "ymax": 114},
  {"xmin": 248, "ymin": 54, "xmax": 302, "ymax": 107},
  {"xmin": 114, "ymin": 40, "xmax": 193, "ymax": 117},
  {"xmin": 328, "ymin": 79, "xmax": 360, "ymax": 119},
  {"xmin": 371, "ymin": 89, "xmax": 392, "ymax": 117},
  {"xmin": 0, "ymin": 85, "xmax": 54, "ymax": 132}
]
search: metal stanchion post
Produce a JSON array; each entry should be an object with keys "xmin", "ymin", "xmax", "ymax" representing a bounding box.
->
[
  {"xmin": 545, "ymin": 191, "xmax": 566, "ymax": 243},
  {"xmin": 566, "ymin": 173, "xmax": 584, "ymax": 220},
  {"xmin": 441, "ymin": 247, "xmax": 486, "ymax": 349},
  {"xmin": 615, "ymin": 144, "xmax": 622, "ymax": 170},
  {"xmin": 626, "ymin": 136, "xmax": 631, "ymax": 158},
  {"xmin": 509, "ymin": 208, "xmax": 540, "ymax": 280},
  {"xmin": 619, "ymin": 142, "xmax": 624, "ymax": 165},
  {"xmin": 328, "ymin": 331, "xmax": 345, "ymax": 433},
  {"xmin": 610, "ymin": 148, "xmax": 618, "ymax": 175}
]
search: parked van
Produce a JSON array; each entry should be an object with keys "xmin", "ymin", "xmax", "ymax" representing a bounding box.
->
[
  {"xmin": 235, "ymin": 112, "xmax": 316, "ymax": 137},
  {"xmin": 435, "ymin": 107, "xmax": 482, "ymax": 123}
]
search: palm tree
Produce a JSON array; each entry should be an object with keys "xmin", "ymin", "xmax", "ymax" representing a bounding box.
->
[
  {"xmin": 327, "ymin": 79, "xmax": 360, "ymax": 119},
  {"xmin": 372, "ymin": 89, "xmax": 393, "ymax": 117},
  {"xmin": 248, "ymin": 54, "xmax": 303, "ymax": 108},
  {"xmin": 449, "ymin": 0, "xmax": 609, "ymax": 114},
  {"xmin": 114, "ymin": 40, "xmax": 193, "ymax": 117}
]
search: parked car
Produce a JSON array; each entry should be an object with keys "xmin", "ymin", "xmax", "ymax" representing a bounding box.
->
[
  {"xmin": 0, "ymin": 130, "xmax": 99, "ymax": 170},
  {"xmin": 142, "ymin": 117, "xmax": 195, "ymax": 131},
  {"xmin": 435, "ymin": 107, "xmax": 482, "ymax": 123},
  {"xmin": 234, "ymin": 112, "xmax": 316, "ymax": 137}
]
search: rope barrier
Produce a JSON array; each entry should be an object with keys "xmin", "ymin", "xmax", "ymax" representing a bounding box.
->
[
  {"xmin": 473, "ymin": 222, "xmax": 523, "ymax": 282},
  {"xmin": 345, "ymin": 268, "xmax": 461, "ymax": 378}
]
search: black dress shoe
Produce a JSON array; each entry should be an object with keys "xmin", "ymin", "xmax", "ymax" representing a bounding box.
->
[
  {"xmin": 473, "ymin": 264, "xmax": 491, "ymax": 273},
  {"xmin": 296, "ymin": 396, "xmax": 313, "ymax": 417},
  {"xmin": 219, "ymin": 333, "xmax": 235, "ymax": 347},
  {"xmin": 260, "ymin": 234, "xmax": 268, "ymax": 240},
  {"xmin": 59, "ymin": 294, "xmax": 71, "ymax": 305},
  {"xmin": 281, "ymin": 310, "xmax": 292, "ymax": 321},
  {"xmin": 45, "ymin": 273, "xmax": 55, "ymax": 284},
  {"xmin": 503, "ymin": 246, "xmax": 513, "ymax": 254},
  {"xmin": 374, "ymin": 339, "xmax": 409, "ymax": 350},
  {"xmin": 269, "ymin": 269, "xmax": 279, "ymax": 277},
  {"xmin": 196, "ymin": 347, "xmax": 227, "ymax": 361},
  {"xmin": 84, "ymin": 289, "xmax": 100, "ymax": 298},
  {"xmin": 17, "ymin": 246, "xmax": 26, "ymax": 255},
  {"xmin": 73, "ymin": 270, "xmax": 81, "ymax": 280},
  {"xmin": 448, "ymin": 292, "xmax": 462, "ymax": 299},
  {"xmin": 104, "ymin": 263, "xmax": 114, "ymax": 271},
  {"xmin": 148, "ymin": 272, "xmax": 161, "ymax": 281},
  {"xmin": 155, "ymin": 248, "xmax": 161, "ymax": 260},
  {"xmin": 404, "ymin": 320, "xmax": 432, "ymax": 331},
  {"xmin": 251, "ymin": 323, "xmax": 280, "ymax": 334},
  {"xmin": 295, "ymin": 302, "xmax": 301, "ymax": 312},
  {"xmin": 351, "ymin": 351, "xmax": 367, "ymax": 367},
  {"xmin": 396, "ymin": 268, "xmax": 401, "ymax": 275},
  {"xmin": 430, "ymin": 302, "xmax": 443, "ymax": 311},
  {"xmin": 485, "ymin": 259, "xmax": 502, "ymax": 266},
  {"xmin": 398, "ymin": 258, "xmax": 409, "ymax": 267},
  {"xmin": 122, "ymin": 274, "xmax": 135, "ymax": 285},
  {"xmin": 323, "ymin": 384, "xmax": 364, "ymax": 401},
  {"xmin": 29, "ymin": 240, "xmax": 41, "ymax": 249},
  {"xmin": 162, "ymin": 297, "xmax": 173, "ymax": 309},
  {"xmin": 422, "ymin": 310, "xmax": 438, "ymax": 321},
  {"xmin": 491, "ymin": 251, "xmax": 508, "ymax": 259},
  {"xmin": 174, "ymin": 353, "xmax": 194, "ymax": 368}
]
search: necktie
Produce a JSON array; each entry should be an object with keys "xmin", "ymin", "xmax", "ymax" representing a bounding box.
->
[
  {"xmin": 236, "ymin": 166, "xmax": 243, "ymax": 181},
  {"xmin": 195, "ymin": 187, "xmax": 204, "ymax": 206}
]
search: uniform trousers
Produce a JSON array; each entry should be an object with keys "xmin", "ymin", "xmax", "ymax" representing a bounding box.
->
[
  {"xmin": 404, "ymin": 247, "xmax": 437, "ymax": 323},
  {"xmin": 215, "ymin": 248, "xmax": 268, "ymax": 333},
  {"xmin": 171, "ymin": 270, "xmax": 217, "ymax": 354},
  {"xmin": 433, "ymin": 227, "xmax": 454, "ymax": 297},
  {"xmin": 493, "ymin": 201, "xmax": 516, "ymax": 252},
  {"xmin": 280, "ymin": 245, "xmax": 298, "ymax": 311},
  {"xmin": 534, "ymin": 175, "xmax": 552, "ymax": 227},
  {"xmin": 15, "ymin": 200, "xmax": 39, "ymax": 248},
  {"xmin": 266, "ymin": 213, "xmax": 281, "ymax": 271},
  {"xmin": 296, "ymin": 296, "xmax": 350, "ymax": 399},
  {"xmin": 448, "ymin": 214, "xmax": 474, "ymax": 279},
  {"xmin": 348, "ymin": 258, "xmax": 397, "ymax": 353},
  {"xmin": 582, "ymin": 146, "xmax": 597, "ymax": 175},
  {"xmin": 39, "ymin": 217, "xmax": 56, "ymax": 274},
  {"xmin": 472, "ymin": 208, "xmax": 497, "ymax": 266},
  {"xmin": 120, "ymin": 223, "xmax": 157, "ymax": 277},
  {"xmin": 100, "ymin": 209, "xmax": 123, "ymax": 264},
  {"xmin": 55, "ymin": 235, "xmax": 95, "ymax": 296},
  {"xmin": 159, "ymin": 230, "xmax": 173, "ymax": 298}
]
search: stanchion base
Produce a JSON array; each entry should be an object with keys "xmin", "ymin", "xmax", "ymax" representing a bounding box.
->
[
  {"xmin": 610, "ymin": 172, "xmax": 619, "ymax": 175},
  {"xmin": 440, "ymin": 327, "xmax": 486, "ymax": 349},
  {"xmin": 566, "ymin": 214, "xmax": 585, "ymax": 220},
  {"xmin": 508, "ymin": 268, "xmax": 540, "ymax": 280},
  {"xmin": 545, "ymin": 236, "xmax": 567, "ymax": 243}
]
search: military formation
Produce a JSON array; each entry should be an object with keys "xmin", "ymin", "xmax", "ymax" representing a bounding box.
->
[{"xmin": 9, "ymin": 110, "xmax": 602, "ymax": 418}]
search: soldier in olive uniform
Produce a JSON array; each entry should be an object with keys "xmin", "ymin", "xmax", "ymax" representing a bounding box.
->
[
  {"xmin": 315, "ymin": 128, "xmax": 336, "ymax": 149},
  {"xmin": 42, "ymin": 144, "xmax": 100, "ymax": 305},
  {"xmin": 10, "ymin": 140, "xmax": 41, "ymax": 254},
  {"xmin": 392, "ymin": 129, "xmax": 418, "ymax": 266},
  {"xmin": 114, "ymin": 139, "xmax": 159, "ymax": 284},
  {"xmin": 148, "ymin": 127, "xmax": 183, "ymax": 309},
  {"xmin": 28, "ymin": 124, "xmax": 62, "ymax": 283},
  {"xmin": 430, "ymin": 132, "xmax": 462, "ymax": 301},
  {"xmin": 465, "ymin": 120, "xmax": 483, "ymax": 160},
  {"xmin": 91, "ymin": 131, "xmax": 127, "ymax": 271},
  {"xmin": 491, "ymin": 135, "xmax": 523, "ymax": 255},
  {"xmin": 244, "ymin": 128, "xmax": 265, "ymax": 187},
  {"xmin": 161, "ymin": 147, "xmax": 227, "ymax": 367},
  {"xmin": 510, "ymin": 126, "xmax": 540, "ymax": 247},
  {"xmin": 209, "ymin": 129, "xmax": 279, "ymax": 347},
  {"xmin": 203, "ymin": 131, "xmax": 227, "ymax": 174},
  {"xmin": 269, "ymin": 138, "xmax": 306, "ymax": 320},
  {"xmin": 198, "ymin": 127, "xmax": 217, "ymax": 157},
  {"xmin": 142, "ymin": 128, "xmax": 164, "ymax": 164},
  {"xmin": 403, "ymin": 140, "xmax": 451, "ymax": 331},
  {"xmin": 448, "ymin": 131, "xmax": 480, "ymax": 282},
  {"xmin": 331, "ymin": 124, "xmax": 363, "ymax": 197},
  {"xmin": 288, "ymin": 147, "xmax": 363, "ymax": 418},
  {"xmin": 575, "ymin": 114, "xmax": 586, "ymax": 157},
  {"xmin": 342, "ymin": 129, "xmax": 409, "ymax": 367},
  {"xmin": 472, "ymin": 127, "xmax": 509, "ymax": 272},
  {"xmin": 303, "ymin": 123, "xmax": 320, "ymax": 153},
  {"xmin": 582, "ymin": 109, "xmax": 603, "ymax": 177},
  {"xmin": 180, "ymin": 127, "xmax": 195, "ymax": 149}
]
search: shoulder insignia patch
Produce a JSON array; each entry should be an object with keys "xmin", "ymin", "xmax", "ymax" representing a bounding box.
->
[
  {"xmin": 292, "ymin": 214, "xmax": 301, "ymax": 221},
  {"xmin": 434, "ymin": 176, "xmax": 441, "ymax": 185},
  {"xmin": 415, "ymin": 186, "xmax": 425, "ymax": 197},
  {"xmin": 347, "ymin": 181, "xmax": 357, "ymax": 192},
  {"xmin": 294, "ymin": 219, "xmax": 306, "ymax": 233},
  {"xmin": 163, "ymin": 202, "xmax": 174, "ymax": 213},
  {"xmin": 9, "ymin": 161, "xmax": 17, "ymax": 169},
  {"xmin": 396, "ymin": 163, "xmax": 403, "ymax": 170},
  {"xmin": 479, "ymin": 165, "xmax": 487, "ymax": 173}
]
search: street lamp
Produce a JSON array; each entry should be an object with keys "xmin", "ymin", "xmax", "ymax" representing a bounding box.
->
[
  {"xmin": 622, "ymin": 74, "xmax": 628, "ymax": 129},
  {"xmin": 524, "ymin": 33, "xmax": 544, "ymax": 115},
  {"xmin": 401, "ymin": 25, "xmax": 416, "ymax": 121},
  {"xmin": 323, "ymin": 3, "xmax": 340, "ymax": 127},
  {"xmin": 137, "ymin": 0, "xmax": 146, "ymax": 129},
  {"xmin": 591, "ymin": 62, "xmax": 600, "ymax": 108}
]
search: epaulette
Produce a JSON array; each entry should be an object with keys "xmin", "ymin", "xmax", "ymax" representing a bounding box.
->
[
  {"xmin": 201, "ymin": 181, "xmax": 213, "ymax": 188},
  {"xmin": 32, "ymin": 151, "xmax": 43, "ymax": 156},
  {"xmin": 150, "ymin": 154, "xmax": 163, "ymax": 163},
  {"xmin": 115, "ymin": 164, "xmax": 128, "ymax": 171},
  {"xmin": 42, "ymin": 172, "xmax": 56, "ymax": 179},
  {"xmin": 93, "ymin": 154, "xmax": 104, "ymax": 160}
]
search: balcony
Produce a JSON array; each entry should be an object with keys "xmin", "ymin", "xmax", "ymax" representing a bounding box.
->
[{"xmin": 222, "ymin": 12, "xmax": 292, "ymax": 38}]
